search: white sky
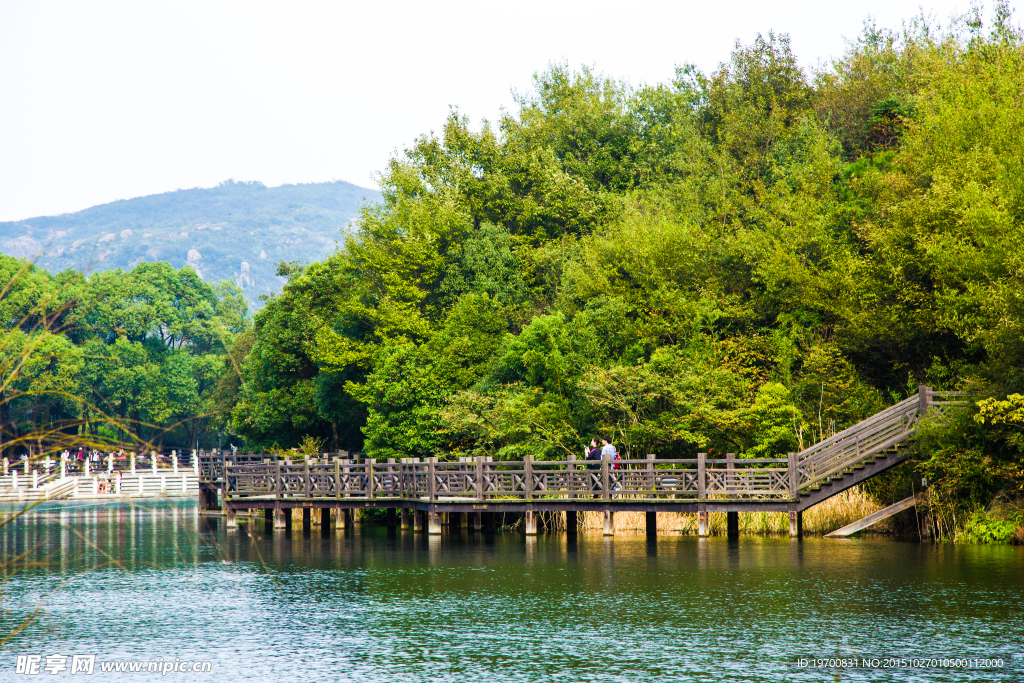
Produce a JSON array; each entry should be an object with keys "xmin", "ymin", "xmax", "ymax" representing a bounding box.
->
[{"xmin": 0, "ymin": 0, "xmax": 980, "ymax": 222}]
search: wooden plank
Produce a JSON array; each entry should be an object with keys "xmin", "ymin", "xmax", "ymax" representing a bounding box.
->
[{"xmin": 825, "ymin": 493, "xmax": 923, "ymax": 537}]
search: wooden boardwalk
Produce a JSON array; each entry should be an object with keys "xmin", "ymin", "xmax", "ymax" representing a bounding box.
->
[{"xmin": 199, "ymin": 386, "xmax": 965, "ymax": 537}]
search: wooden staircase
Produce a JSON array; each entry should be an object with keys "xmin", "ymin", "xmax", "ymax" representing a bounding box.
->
[{"xmin": 795, "ymin": 385, "xmax": 966, "ymax": 511}]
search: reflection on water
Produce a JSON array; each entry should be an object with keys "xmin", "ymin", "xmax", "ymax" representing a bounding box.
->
[{"xmin": 3, "ymin": 500, "xmax": 1023, "ymax": 681}]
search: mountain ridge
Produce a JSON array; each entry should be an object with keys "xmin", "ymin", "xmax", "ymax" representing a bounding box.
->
[{"xmin": 0, "ymin": 179, "xmax": 381, "ymax": 309}]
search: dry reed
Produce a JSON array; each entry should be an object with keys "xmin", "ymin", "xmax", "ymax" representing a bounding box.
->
[{"xmin": 577, "ymin": 486, "xmax": 883, "ymax": 536}]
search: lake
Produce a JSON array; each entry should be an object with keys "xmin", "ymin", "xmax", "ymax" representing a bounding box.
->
[{"xmin": 3, "ymin": 499, "xmax": 1022, "ymax": 681}]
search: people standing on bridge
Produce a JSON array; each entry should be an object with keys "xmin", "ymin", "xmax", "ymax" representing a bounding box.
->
[
  {"xmin": 600, "ymin": 436, "xmax": 617, "ymax": 462},
  {"xmin": 601, "ymin": 436, "xmax": 621, "ymax": 491}
]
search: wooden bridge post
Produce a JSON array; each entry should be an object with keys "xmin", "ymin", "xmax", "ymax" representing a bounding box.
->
[
  {"xmin": 334, "ymin": 506, "xmax": 345, "ymax": 530},
  {"xmin": 473, "ymin": 511, "xmax": 482, "ymax": 531},
  {"xmin": 428, "ymin": 458, "xmax": 437, "ymax": 503},
  {"xmin": 524, "ymin": 507, "xmax": 537, "ymax": 535},
  {"xmin": 414, "ymin": 509, "xmax": 424, "ymax": 532},
  {"xmin": 918, "ymin": 384, "xmax": 930, "ymax": 417},
  {"xmin": 697, "ymin": 452, "xmax": 708, "ymax": 537},
  {"xmin": 787, "ymin": 451, "xmax": 798, "ymax": 500},
  {"xmin": 646, "ymin": 511, "xmax": 657, "ymax": 539},
  {"xmin": 567, "ymin": 454, "xmax": 576, "ymax": 499},
  {"xmin": 343, "ymin": 508, "xmax": 354, "ymax": 531},
  {"xmin": 386, "ymin": 507, "xmax": 396, "ymax": 528},
  {"xmin": 367, "ymin": 458, "xmax": 376, "ymax": 500},
  {"xmin": 302, "ymin": 507, "xmax": 311, "ymax": 534},
  {"xmin": 475, "ymin": 456, "xmax": 484, "ymax": 501},
  {"xmin": 646, "ymin": 454, "xmax": 655, "ymax": 496},
  {"xmin": 789, "ymin": 509, "xmax": 802, "ymax": 538},
  {"xmin": 427, "ymin": 509, "xmax": 442, "ymax": 535},
  {"xmin": 264, "ymin": 508, "xmax": 273, "ymax": 533},
  {"xmin": 601, "ymin": 453, "xmax": 611, "ymax": 501},
  {"xmin": 275, "ymin": 459, "xmax": 283, "ymax": 502},
  {"xmin": 401, "ymin": 508, "xmax": 410, "ymax": 530},
  {"xmin": 566, "ymin": 511, "xmax": 577, "ymax": 535},
  {"xmin": 226, "ymin": 508, "xmax": 237, "ymax": 529},
  {"xmin": 603, "ymin": 508, "xmax": 615, "ymax": 536},
  {"xmin": 335, "ymin": 459, "xmax": 342, "ymax": 499},
  {"xmin": 304, "ymin": 459, "xmax": 311, "ymax": 499},
  {"xmin": 524, "ymin": 455, "xmax": 534, "ymax": 501}
]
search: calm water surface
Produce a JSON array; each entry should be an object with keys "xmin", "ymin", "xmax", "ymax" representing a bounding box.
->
[{"xmin": 3, "ymin": 500, "xmax": 1022, "ymax": 681}]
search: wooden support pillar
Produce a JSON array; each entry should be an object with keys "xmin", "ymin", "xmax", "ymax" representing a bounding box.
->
[
  {"xmin": 401, "ymin": 508, "xmax": 411, "ymax": 530},
  {"xmin": 646, "ymin": 511, "xmax": 657, "ymax": 539},
  {"xmin": 727, "ymin": 511, "xmax": 739, "ymax": 540},
  {"xmin": 414, "ymin": 510, "xmax": 424, "ymax": 532},
  {"xmin": 386, "ymin": 508, "xmax": 397, "ymax": 528},
  {"xmin": 321, "ymin": 508, "xmax": 331, "ymax": 537},
  {"xmin": 265, "ymin": 508, "xmax": 273, "ymax": 533},
  {"xmin": 698, "ymin": 508, "xmax": 709, "ymax": 537},
  {"xmin": 449, "ymin": 512, "xmax": 462, "ymax": 529},
  {"xmin": 427, "ymin": 510, "xmax": 442, "ymax": 535},
  {"xmin": 524, "ymin": 508, "xmax": 537, "ymax": 535},
  {"xmin": 473, "ymin": 512, "xmax": 482, "ymax": 531},
  {"xmin": 566, "ymin": 510, "xmax": 577, "ymax": 535},
  {"xmin": 302, "ymin": 508, "xmax": 311, "ymax": 534},
  {"xmin": 789, "ymin": 509, "xmax": 802, "ymax": 538},
  {"xmin": 334, "ymin": 507, "xmax": 345, "ymax": 530},
  {"xmin": 226, "ymin": 508, "xmax": 237, "ymax": 529},
  {"xmin": 274, "ymin": 507, "xmax": 287, "ymax": 529},
  {"xmin": 603, "ymin": 508, "xmax": 615, "ymax": 536},
  {"xmin": 343, "ymin": 508, "xmax": 354, "ymax": 531}
]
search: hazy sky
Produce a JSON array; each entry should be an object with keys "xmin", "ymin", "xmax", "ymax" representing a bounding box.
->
[{"xmin": 0, "ymin": 0, "xmax": 978, "ymax": 222}]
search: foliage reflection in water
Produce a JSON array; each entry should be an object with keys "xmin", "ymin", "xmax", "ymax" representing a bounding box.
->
[{"xmin": 3, "ymin": 500, "xmax": 1023, "ymax": 682}]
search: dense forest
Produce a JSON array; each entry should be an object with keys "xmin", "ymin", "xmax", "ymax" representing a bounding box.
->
[
  {"xmin": 0, "ymin": 257, "xmax": 248, "ymax": 452},
  {"xmin": 4, "ymin": 6, "xmax": 1024, "ymax": 540}
]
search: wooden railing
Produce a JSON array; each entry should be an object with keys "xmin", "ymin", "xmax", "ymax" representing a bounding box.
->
[
  {"xmin": 795, "ymin": 385, "xmax": 967, "ymax": 491},
  {"xmin": 205, "ymin": 386, "xmax": 968, "ymax": 504},
  {"xmin": 215, "ymin": 454, "xmax": 795, "ymax": 502}
]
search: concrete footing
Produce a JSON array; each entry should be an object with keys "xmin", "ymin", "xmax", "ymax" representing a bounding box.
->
[
  {"xmin": 524, "ymin": 509, "xmax": 537, "ymax": 535},
  {"xmin": 789, "ymin": 510, "xmax": 803, "ymax": 538}
]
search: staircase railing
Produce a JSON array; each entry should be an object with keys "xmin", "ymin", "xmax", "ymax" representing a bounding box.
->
[{"xmin": 796, "ymin": 385, "xmax": 968, "ymax": 492}]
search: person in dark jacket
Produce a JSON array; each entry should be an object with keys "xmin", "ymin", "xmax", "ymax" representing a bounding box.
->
[{"xmin": 585, "ymin": 438, "xmax": 602, "ymax": 497}]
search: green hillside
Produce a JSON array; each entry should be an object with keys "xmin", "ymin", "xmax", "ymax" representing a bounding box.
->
[{"xmin": 0, "ymin": 179, "xmax": 381, "ymax": 309}]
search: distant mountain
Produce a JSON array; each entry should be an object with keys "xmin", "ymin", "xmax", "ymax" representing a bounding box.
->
[{"xmin": 0, "ymin": 179, "xmax": 381, "ymax": 310}]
